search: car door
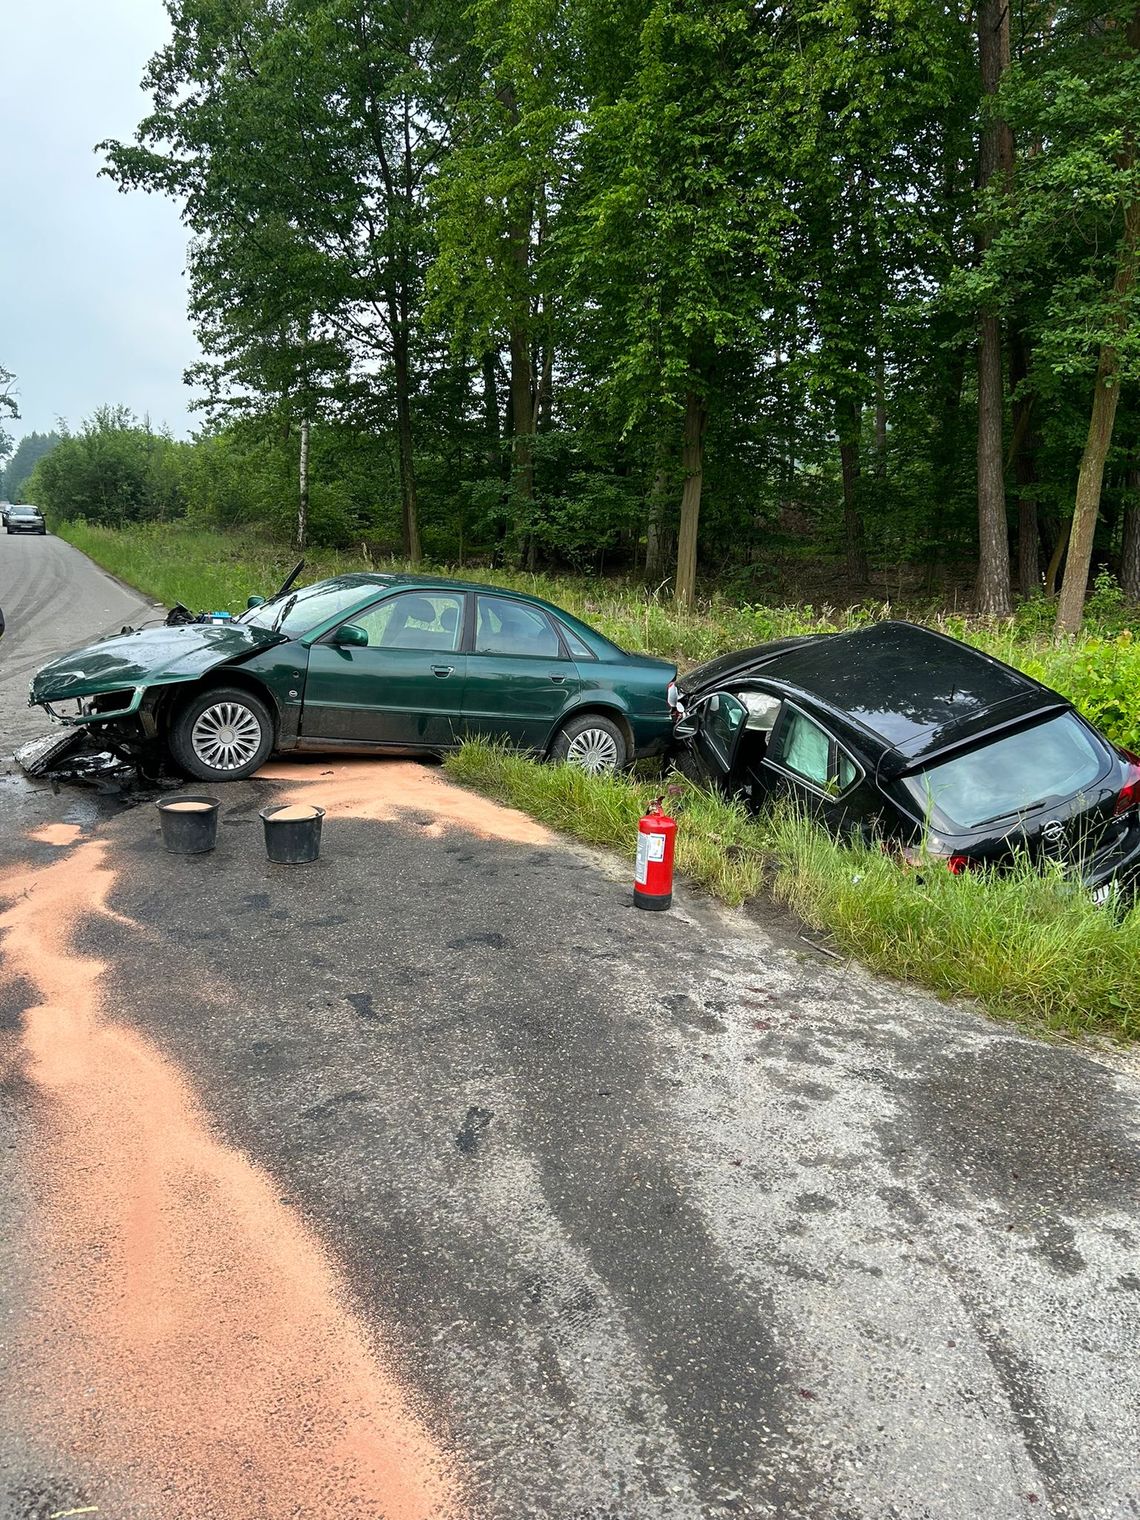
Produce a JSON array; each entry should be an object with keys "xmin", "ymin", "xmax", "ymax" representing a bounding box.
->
[
  {"xmin": 687, "ymin": 691, "xmax": 750, "ymax": 788},
  {"xmin": 762, "ymin": 701, "xmax": 864, "ymax": 830},
  {"xmin": 301, "ymin": 589, "xmax": 468, "ymax": 747},
  {"xmin": 460, "ymin": 594, "xmax": 581, "ymax": 747}
]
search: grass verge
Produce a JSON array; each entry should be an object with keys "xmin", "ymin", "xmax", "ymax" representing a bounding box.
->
[{"xmin": 445, "ymin": 741, "xmax": 1140, "ymax": 1043}]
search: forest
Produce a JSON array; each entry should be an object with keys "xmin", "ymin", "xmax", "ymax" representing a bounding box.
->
[{"xmin": 11, "ymin": 0, "xmax": 1140, "ymax": 635}]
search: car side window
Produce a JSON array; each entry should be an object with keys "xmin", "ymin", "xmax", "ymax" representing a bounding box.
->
[
  {"xmin": 775, "ymin": 707, "xmax": 860, "ymax": 795},
  {"xmin": 558, "ymin": 622, "xmax": 596, "ymax": 660},
  {"xmin": 780, "ymin": 709, "xmax": 832, "ymax": 784},
  {"xmin": 353, "ymin": 592, "xmax": 464, "ymax": 652},
  {"xmin": 476, "ymin": 595, "xmax": 562, "ymax": 658}
]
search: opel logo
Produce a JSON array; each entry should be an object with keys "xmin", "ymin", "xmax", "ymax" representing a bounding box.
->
[{"xmin": 1041, "ymin": 819, "xmax": 1066, "ymax": 846}]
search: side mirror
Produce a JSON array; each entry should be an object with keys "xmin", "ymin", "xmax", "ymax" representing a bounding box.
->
[
  {"xmin": 674, "ymin": 718, "xmax": 698, "ymax": 741},
  {"xmin": 333, "ymin": 622, "xmax": 369, "ymax": 648},
  {"xmin": 246, "ymin": 595, "xmax": 266, "ymax": 610}
]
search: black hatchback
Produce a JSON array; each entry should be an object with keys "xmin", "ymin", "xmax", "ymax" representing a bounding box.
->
[
  {"xmin": 5, "ymin": 504, "xmax": 46, "ymax": 535},
  {"xmin": 672, "ymin": 621, "xmax": 1140, "ymax": 900}
]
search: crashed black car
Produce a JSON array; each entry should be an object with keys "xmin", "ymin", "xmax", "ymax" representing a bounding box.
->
[{"xmin": 671, "ymin": 620, "xmax": 1140, "ymax": 901}]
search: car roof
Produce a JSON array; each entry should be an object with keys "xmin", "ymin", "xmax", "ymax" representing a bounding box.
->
[{"xmin": 727, "ymin": 621, "xmax": 1065, "ymax": 765}]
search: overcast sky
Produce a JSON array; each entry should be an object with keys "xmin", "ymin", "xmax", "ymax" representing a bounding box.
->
[{"xmin": 1, "ymin": 2, "xmax": 201, "ymax": 444}]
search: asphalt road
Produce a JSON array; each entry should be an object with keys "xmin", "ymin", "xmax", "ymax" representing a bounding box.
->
[
  {"xmin": 1, "ymin": 540, "xmax": 1139, "ymax": 1519},
  {"xmin": 0, "ymin": 530, "xmax": 155, "ymax": 750}
]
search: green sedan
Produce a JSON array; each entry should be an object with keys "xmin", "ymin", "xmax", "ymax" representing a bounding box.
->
[{"xmin": 29, "ymin": 573, "xmax": 676, "ymax": 783}]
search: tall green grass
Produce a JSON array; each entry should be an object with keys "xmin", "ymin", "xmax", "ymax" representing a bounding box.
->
[{"xmin": 446, "ymin": 742, "xmax": 1140, "ymax": 1042}]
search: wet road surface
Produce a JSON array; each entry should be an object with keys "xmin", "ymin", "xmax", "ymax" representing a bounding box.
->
[{"xmin": 1, "ymin": 542, "xmax": 1139, "ymax": 1519}]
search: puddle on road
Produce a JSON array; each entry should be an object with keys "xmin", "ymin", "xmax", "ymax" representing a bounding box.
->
[{"xmin": 0, "ymin": 839, "xmax": 462, "ymax": 1519}]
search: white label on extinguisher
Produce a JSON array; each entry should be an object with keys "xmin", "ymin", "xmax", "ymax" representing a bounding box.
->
[{"xmin": 636, "ymin": 830, "xmax": 666, "ymax": 885}]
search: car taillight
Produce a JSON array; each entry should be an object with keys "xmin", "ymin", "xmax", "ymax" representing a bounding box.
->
[
  {"xmin": 897, "ymin": 843, "xmax": 979, "ymax": 873},
  {"xmin": 1114, "ymin": 750, "xmax": 1140, "ymax": 815},
  {"xmin": 666, "ymin": 681, "xmax": 679, "ymax": 708}
]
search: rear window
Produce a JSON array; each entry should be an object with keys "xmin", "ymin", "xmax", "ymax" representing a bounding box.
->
[{"xmin": 902, "ymin": 712, "xmax": 1106, "ymax": 831}]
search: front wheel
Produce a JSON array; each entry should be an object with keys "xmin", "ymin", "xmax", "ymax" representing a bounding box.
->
[
  {"xmin": 168, "ymin": 685, "xmax": 275, "ymax": 781},
  {"xmin": 550, "ymin": 713, "xmax": 628, "ymax": 775}
]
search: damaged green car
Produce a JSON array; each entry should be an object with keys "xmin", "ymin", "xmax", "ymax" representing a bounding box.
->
[{"xmin": 30, "ymin": 572, "xmax": 675, "ymax": 783}]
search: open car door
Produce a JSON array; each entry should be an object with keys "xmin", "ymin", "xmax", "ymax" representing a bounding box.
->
[{"xmin": 682, "ymin": 688, "xmax": 783, "ymax": 798}]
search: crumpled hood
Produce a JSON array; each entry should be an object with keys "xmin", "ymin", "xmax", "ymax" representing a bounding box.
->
[{"xmin": 30, "ymin": 622, "xmax": 287, "ymax": 705}]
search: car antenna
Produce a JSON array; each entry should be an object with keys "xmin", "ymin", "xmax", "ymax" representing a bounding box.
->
[{"xmin": 273, "ymin": 559, "xmax": 305, "ymax": 599}]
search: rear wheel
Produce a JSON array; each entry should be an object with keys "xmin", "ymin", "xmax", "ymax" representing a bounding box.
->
[
  {"xmin": 550, "ymin": 713, "xmax": 628, "ymax": 775},
  {"xmin": 169, "ymin": 685, "xmax": 275, "ymax": 781}
]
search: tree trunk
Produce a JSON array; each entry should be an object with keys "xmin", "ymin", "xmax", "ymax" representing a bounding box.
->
[
  {"xmin": 390, "ymin": 304, "xmax": 421, "ymax": 562},
  {"xmin": 509, "ymin": 324, "xmax": 534, "ymax": 493},
  {"xmin": 1009, "ymin": 332, "xmax": 1040, "ymax": 596},
  {"xmin": 297, "ymin": 416, "xmax": 310, "ymax": 552},
  {"xmin": 837, "ymin": 395, "xmax": 868, "ymax": 585},
  {"xmin": 674, "ymin": 389, "xmax": 706, "ymax": 609},
  {"xmin": 645, "ymin": 452, "xmax": 670, "ymax": 581},
  {"xmin": 509, "ymin": 317, "xmax": 537, "ymax": 569},
  {"xmin": 482, "ymin": 351, "xmax": 500, "ymax": 472},
  {"xmin": 1055, "ymin": 363, "xmax": 1127, "ymax": 635},
  {"xmin": 1055, "ymin": 11, "xmax": 1140, "ymax": 637},
  {"xmin": 874, "ymin": 349, "xmax": 887, "ymax": 479},
  {"xmin": 976, "ymin": 312, "xmax": 1012, "ymax": 613},
  {"xmin": 1045, "ymin": 519, "xmax": 1070, "ymax": 599},
  {"xmin": 975, "ymin": 0, "xmax": 1015, "ymax": 615},
  {"xmin": 1122, "ymin": 468, "xmax": 1140, "ymax": 603},
  {"xmin": 1017, "ymin": 496, "xmax": 1040, "ymax": 599}
]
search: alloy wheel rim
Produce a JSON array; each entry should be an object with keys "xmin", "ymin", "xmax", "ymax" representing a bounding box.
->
[
  {"xmin": 565, "ymin": 727, "xmax": 620, "ymax": 774},
  {"xmin": 191, "ymin": 701, "xmax": 263, "ymax": 771}
]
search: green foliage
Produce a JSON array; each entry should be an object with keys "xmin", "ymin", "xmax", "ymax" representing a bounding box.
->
[
  {"xmin": 26, "ymin": 409, "xmax": 188, "ymax": 525},
  {"xmin": 0, "ymin": 363, "xmax": 19, "ymax": 462},
  {"xmin": 1014, "ymin": 632, "xmax": 1140, "ymax": 754},
  {"xmin": 89, "ymin": 0, "xmax": 1140, "ymax": 604},
  {"xmin": 1, "ymin": 430, "xmax": 62, "ymax": 502},
  {"xmin": 446, "ymin": 741, "xmax": 1140, "ymax": 1040}
]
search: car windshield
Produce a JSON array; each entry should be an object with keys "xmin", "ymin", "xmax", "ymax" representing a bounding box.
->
[
  {"xmin": 902, "ymin": 712, "xmax": 1106, "ymax": 831},
  {"xmin": 241, "ymin": 581, "xmax": 373, "ymax": 637}
]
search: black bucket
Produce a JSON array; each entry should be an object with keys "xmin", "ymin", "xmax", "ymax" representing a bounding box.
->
[
  {"xmin": 156, "ymin": 795, "xmax": 220, "ymax": 854},
  {"xmin": 260, "ymin": 802, "xmax": 325, "ymax": 864}
]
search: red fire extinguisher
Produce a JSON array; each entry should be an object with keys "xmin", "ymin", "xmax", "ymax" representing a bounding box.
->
[{"xmin": 634, "ymin": 797, "xmax": 676, "ymax": 911}]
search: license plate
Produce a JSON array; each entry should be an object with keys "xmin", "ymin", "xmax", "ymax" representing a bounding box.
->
[{"xmin": 1091, "ymin": 882, "xmax": 1114, "ymax": 907}]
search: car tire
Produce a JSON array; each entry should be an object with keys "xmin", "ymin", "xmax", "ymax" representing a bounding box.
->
[
  {"xmin": 550, "ymin": 712, "xmax": 628, "ymax": 775},
  {"xmin": 168, "ymin": 684, "xmax": 276, "ymax": 781}
]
